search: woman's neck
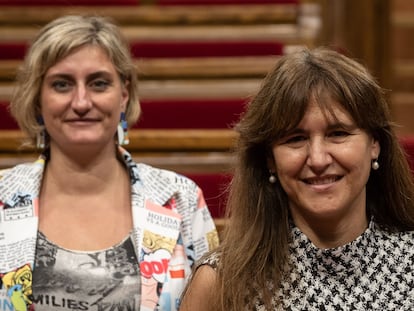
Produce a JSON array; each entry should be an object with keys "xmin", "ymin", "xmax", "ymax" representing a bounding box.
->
[
  {"xmin": 38, "ymin": 145, "xmax": 133, "ymax": 250},
  {"xmin": 292, "ymin": 212, "xmax": 369, "ymax": 249},
  {"xmin": 44, "ymin": 145, "xmax": 124, "ymax": 195}
]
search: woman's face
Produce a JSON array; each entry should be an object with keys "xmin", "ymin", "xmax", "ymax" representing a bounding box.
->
[
  {"xmin": 269, "ymin": 97, "xmax": 380, "ymax": 234},
  {"xmin": 40, "ymin": 45, "xmax": 129, "ymax": 152}
]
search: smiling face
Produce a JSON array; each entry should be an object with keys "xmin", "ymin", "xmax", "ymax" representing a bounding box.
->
[
  {"xmin": 40, "ymin": 45, "xmax": 129, "ymax": 154},
  {"xmin": 269, "ymin": 96, "xmax": 380, "ymax": 236}
]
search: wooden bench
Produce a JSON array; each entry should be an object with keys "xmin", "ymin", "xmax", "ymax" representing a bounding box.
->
[
  {"xmin": 0, "ymin": 2, "xmax": 303, "ymax": 42},
  {"xmin": 0, "ymin": 3, "xmax": 298, "ymax": 25},
  {"xmin": 0, "ymin": 1, "xmax": 319, "ymax": 81},
  {"xmin": 0, "ymin": 42, "xmax": 290, "ymax": 82}
]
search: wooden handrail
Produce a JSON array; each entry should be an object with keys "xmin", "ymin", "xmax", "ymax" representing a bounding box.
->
[
  {"xmin": 392, "ymin": 12, "xmax": 414, "ymax": 28},
  {"xmin": 0, "ymin": 83, "xmax": 13, "ymax": 100},
  {"xmin": 0, "ymin": 79, "xmax": 262, "ymax": 101},
  {"xmin": 0, "ymin": 150, "xmax": 235, "ymax": 172},
  {"xmin": 0, "ymin": 4, "xmax": 298, "ymax": 26},
  {"xmin": 0, "ymin": 24, "xmax": 309, "ymax": 43},
  {"xmin": 392, "ymin": 92, "xmax": 414, "ymax": 104},
  {"xmin": 394, "ymin": 60, "xmax": 414, "ymax": 78},
  {"xmin": 0, "ymin": 56, "xmax": 283, "ymax": 81},
  {"xmin": 136, "ymin": 56, "xmax": 280, "ymax": 79},
  {"xmin": 0, "ymin": 129, "xmax": 238, "ymax": 152},
  {"xmin": 392, "ymin": 60, "xmax": 414, "ymax": 93},
  {"xmin": 0, "ymin": 60, "xmax": 18, "ymax": 82}
]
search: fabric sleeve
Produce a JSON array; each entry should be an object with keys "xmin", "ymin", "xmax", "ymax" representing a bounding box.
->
[{"xmin": 195, "ymin": 251, "xmax": 220, "ymax": 271}]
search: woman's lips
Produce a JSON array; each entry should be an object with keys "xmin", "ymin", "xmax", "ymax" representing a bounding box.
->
[{"xmin": 303, "ymin": 175, "xmax": 342, "ymax": 185}]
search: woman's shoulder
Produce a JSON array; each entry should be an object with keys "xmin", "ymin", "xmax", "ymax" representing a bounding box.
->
[
  {"xmin": 375, "ymin": 223, "xmax": 414, "ymax": 241},
  {"xmin": 135, "ymin": 162, "xmax": 198, "ymax": 188},
  {"xmin": 0, "ymin": 167, "xmax": 11, "ymax": 177},
  {"xmin": 0, "ymin": 160, "xmax": 44, "ymax": 180},
  {"xmin": 121, "ymin": 147, "xmax": 197, "ymax": 187},
  {"xmin": 374, "ymin": 224, "xmax": 414, "ymax": 256},
  {"xmin": 392, "ymin": 229, "xmax": 414, "ymax": 246}
]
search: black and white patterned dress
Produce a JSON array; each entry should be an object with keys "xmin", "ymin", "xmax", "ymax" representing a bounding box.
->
[{"xmin": 200, "ymin": 221, "xmax": 414, "ymax": 310}]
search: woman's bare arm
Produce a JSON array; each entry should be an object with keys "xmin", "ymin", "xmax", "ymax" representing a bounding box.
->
[{"xmin": 180, "ymin": 265, "xmax": 217, "ymax": 311}]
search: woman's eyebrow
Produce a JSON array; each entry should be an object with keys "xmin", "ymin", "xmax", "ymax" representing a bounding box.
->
[
  {"xmin": 86, "ymin": 71, "xmax": 112, "ymax": 80},
  {"xmin": 44, "ymin": 71, "xmax": 112, "ymax": 82},
  {"xmin": 44, "ymin": 73, "xmax": 73, "ymax": 80},
  {"xmin": 280, "ymin": 128, "xmax": 306, "ymax": 138},
  {"xmin": 326, "ymin": 121, "xmax": 356, "ymax": 131}
]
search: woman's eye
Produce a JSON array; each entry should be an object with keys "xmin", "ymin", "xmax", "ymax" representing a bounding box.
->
[
  {"xmin": 91, "ymin": 79, "xmax": 110, "ymax": 91},
  {"xmin": 51, "ymin": 80, "xmax": 70, "ymax": 92},
  {"xmin": 330, "ymin": 131, "xmax": 349, "ymax": 137},
  {"xmin": 285, "ymin": 135, "xmax": 307, "ymax": 144},
  {"xmin": 328, "ymin": 130, "xmax": 351, "ymax": 142}
]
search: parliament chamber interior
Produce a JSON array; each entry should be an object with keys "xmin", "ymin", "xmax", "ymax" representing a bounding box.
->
[{"xmin": 0, "ymin": 0, "xmax": 413, "ymax": 233}]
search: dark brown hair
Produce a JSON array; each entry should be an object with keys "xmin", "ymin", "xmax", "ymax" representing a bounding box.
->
[{"xmin": 193, "ymin": 46, "xmax": 414, "ymax": 310}]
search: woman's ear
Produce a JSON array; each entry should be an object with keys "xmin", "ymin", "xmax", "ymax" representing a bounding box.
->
[
  {"xmin": 267, "ymin": 155, "xmax": 276, "ymax": 172},
  {"xmin": 121, "ymin": 80, "xmax": 130, "ymax": 111},
  {"xmin": 371, "ymin": 139, "xmax": 380, "ymax": 160}
]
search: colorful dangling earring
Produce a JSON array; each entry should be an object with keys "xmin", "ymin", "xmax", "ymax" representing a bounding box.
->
[
  {"xmin": 36, "ymin": 116, "xmax": 46, "ymax": 149},
  {"xmin": 117, "ymin": 112, "xmax": 129, "ymax": 145}
]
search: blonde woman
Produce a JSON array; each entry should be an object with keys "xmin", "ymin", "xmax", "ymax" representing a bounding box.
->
[{"xmin": 0, "ymin": 15, "xmax": 218, "ymax": 311}]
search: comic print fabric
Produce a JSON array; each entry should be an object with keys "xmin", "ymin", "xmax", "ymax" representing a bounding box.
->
[
  {"xmin": 0, "ymin": 147, "xmax": 219, "ymax": 311},
  {"xmin": 32, "ymin": 231, "xmax": 141, "ymax": 311}
]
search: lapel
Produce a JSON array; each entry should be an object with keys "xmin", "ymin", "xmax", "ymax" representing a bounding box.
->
[
  {"xmin": 0, "ymin": 157, "xmax": 45, "ymax": 311},
  {"xmin": 119, "ymin": 148, "xmax": 183, "ymax": 310},
  {"xmin": 0, "ymin": 156, "xmax": 46, "ymax": 207},
  {"xmin": 0, "ymin": 156, "xmax": 46, "ymax": 274}
]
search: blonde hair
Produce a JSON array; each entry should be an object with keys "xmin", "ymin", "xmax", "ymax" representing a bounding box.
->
[{"xmin": 10, "ymin": 15, "xmax": 140, "ymax": 148}]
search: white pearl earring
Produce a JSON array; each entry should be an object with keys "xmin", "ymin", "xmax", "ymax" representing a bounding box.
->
[
  {"xmin": 269, "ymin": 173, "xmax": 277, "ymax": 183},
  {"xmin": 372, "ymin": 160, "xmax": 379, "ymax": 170}
]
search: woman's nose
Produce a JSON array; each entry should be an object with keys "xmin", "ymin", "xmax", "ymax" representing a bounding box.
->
[
  {"xmin": 306, "ymin": 138, "xmax": 333, "ymax": 171},
  {"xmin": 72, "ymin": 86, "xmax": 92, "ymax": 114}
]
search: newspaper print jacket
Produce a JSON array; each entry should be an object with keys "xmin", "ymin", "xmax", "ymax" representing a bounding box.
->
[{"xmin": 0, "ymin": 147, "xmax": 219, "ymax": 311}]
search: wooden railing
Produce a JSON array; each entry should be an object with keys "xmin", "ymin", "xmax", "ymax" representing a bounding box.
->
[{"xmin": 0, "ymin": 4, "xmax": 298, "ymax": 26}]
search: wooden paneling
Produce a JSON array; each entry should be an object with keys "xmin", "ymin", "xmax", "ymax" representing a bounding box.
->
[
  {"xmin": 317, "ymin": 0, "xmax": 391, "ymax": 90},
  {"xmin": 390, "ymin": 0, "xmax": 414, "ymax": 135}
]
